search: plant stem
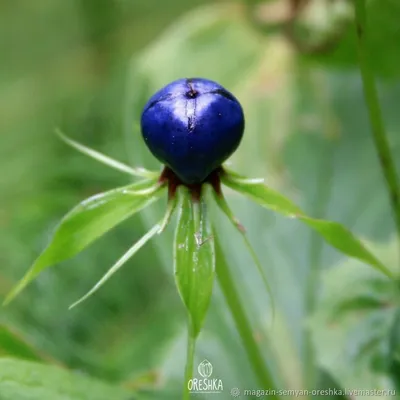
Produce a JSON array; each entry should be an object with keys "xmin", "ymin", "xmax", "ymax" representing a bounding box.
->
[
  {"xmin": 183, "ymin": 332, "xmax": 196, "ymax": 400},
  {"xmin": 354, "ymin": 0, "xmax": 400, "ymax": 260},
  {"xmin": 214, "ymin": 236, "xmax": 278, "ymax": 399}
]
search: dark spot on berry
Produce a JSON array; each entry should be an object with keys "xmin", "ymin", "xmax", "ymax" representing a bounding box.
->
[{"xmin": 186, "ymin": 90, "xmax": 198, "ymax": 98}]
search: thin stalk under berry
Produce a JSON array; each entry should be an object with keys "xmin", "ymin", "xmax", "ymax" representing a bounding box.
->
[
  {"xmin": 354, "ymin": 0, "xmax": 400, "ymax": 265},
  {"xmin": 183, "ymin": 333, "xmax": 196, "ymax": 400}
]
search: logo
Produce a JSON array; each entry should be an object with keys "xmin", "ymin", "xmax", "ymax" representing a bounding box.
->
[
  {"xmin": 198, "ymin": 359, "xmax": 213, "ymax": 377},
  {"xmin": 188, "ymin": 359, "xmax": 223, "ymax": 394},
  {"xmin": 230, "ymin": 387, "xmax": 240, "ymax": 397}
]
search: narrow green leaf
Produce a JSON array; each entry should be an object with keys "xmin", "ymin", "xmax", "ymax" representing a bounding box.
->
[
  {"xmin": 211, "ymin": 187, "xmax": 275, "ymax": 322},
  {"xmin": 174, "ymin": 187, "xmax": 215, "ymax": 337},
  {"xmin": 222, "ymin": 173, "xmax": 394, "ymax": 279},
  {"xmin": 0, "ymin": 358, "xmax": 132, "ymax": 400},
  {"xmin": 69, "ymin": 223, "xmax": 161, "ymax": 309},
  {"xmin": 56, "ymin": 129, "xmax": 159, "ymax": 178},
  {"xmin": 4, "ymin": 179, "xmax": 164, "ymax": 305},
  {"xmin": 330, "ymin": 296, "xmax": 385, "ymax": 321},
  {"xmin": 222, "ymin": 174, "xmax": 302, "ymax": 216},
  {"xmin": 158, "ymin": 195, "xmax": 178, "ymax": 234},
  {"xmin": 302, "ymin": 218, "xmax": 392, "ymax": 277}
]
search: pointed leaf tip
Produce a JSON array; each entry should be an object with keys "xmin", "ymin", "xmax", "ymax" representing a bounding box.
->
[
  {"xmin": 222, "ymin": 171, "xmax": 393, "ymax": 279},
  {"xmin": 69, "ymin": 223, "xmax": 161, "ymax": 309},
  {"xmin": 55, "ymin": 128, "xmax": 158, "ymax": 178},
  {"xmin": 4, "ymin": 180, "xmax": 164, "ymax": 305}
]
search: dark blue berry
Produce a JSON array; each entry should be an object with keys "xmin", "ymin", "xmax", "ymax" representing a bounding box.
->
[{"xmin": 140, "ymin": 78, "xmax": 245, "ymax": 184}]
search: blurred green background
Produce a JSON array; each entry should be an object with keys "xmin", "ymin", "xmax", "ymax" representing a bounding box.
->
[{"xmin": 1, "ymin": 0, "xmax": 400, "ymax": 399}]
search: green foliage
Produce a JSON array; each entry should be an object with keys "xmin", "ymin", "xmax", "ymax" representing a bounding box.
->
[
  {"xmin": 124, "ymin": 0, "xmax": 400, "ymax": 395},
  {"xmin": 0, "ymin": 326, "xmax": 47, "ymax": 362},
  {"xmin": 322, "ymin": 0, "xmax": 400, "ymax": 78},
  {"xmin": 214, "ymin": 237, "xmax": 278, "ymax": 394},
  {"xmin": 310, "ymin": 240, "xmax": 400, "ymax": 391},
  {"xmin": 56, "ymin": 130, "xmax": 158, "ymax": 179},
  {"xmin": 174, "ymin": 188, "xmax": 215, "ymax": 338},
  {"xmin": 2, "ymin": 0, "xmax": 400, "ymax": 398},
  {"xmin": 222, "ymin": 173, "xmax": 393, "ymax": 278},
  {"xmin": 69, "ymin": 222, "xmax": 162, "ymax": 309},
  {"xmin": 4, "ymin": 179, "xmax": 164, "ymax": 305},
  {"xmin": 0, "ymin": 358, "xmax": 132, "ymax": 400}
]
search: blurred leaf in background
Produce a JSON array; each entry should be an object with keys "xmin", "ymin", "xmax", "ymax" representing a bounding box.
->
[
  {"xmin": 0, "ymin": 358, "xmax": 132, "ymax": 400},
  {"xmin": 310, "ymin": 239, "xmax": 400, "ymax": 392}
]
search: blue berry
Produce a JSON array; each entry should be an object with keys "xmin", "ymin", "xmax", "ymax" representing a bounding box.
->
[{"xmin": 140, "ymin": 78, "xmax": 245, "ymax": 184}]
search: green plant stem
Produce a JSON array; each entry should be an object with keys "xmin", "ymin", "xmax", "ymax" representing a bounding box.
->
[
  {"xmin": 215, "ymin": 236, "xmax": 278, "ymax": 399},
  {"xmin": 354, "ymin": 0, "xmax": 400, "ymax": 261},
  {"xmin": 183, "ymin": 333, "xmax": 196, "ymax": 400}
]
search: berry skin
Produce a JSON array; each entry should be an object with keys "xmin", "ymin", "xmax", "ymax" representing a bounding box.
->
[{"xmin": 140, "ymin": 78, "xmax": 245, "ymax": 184}]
